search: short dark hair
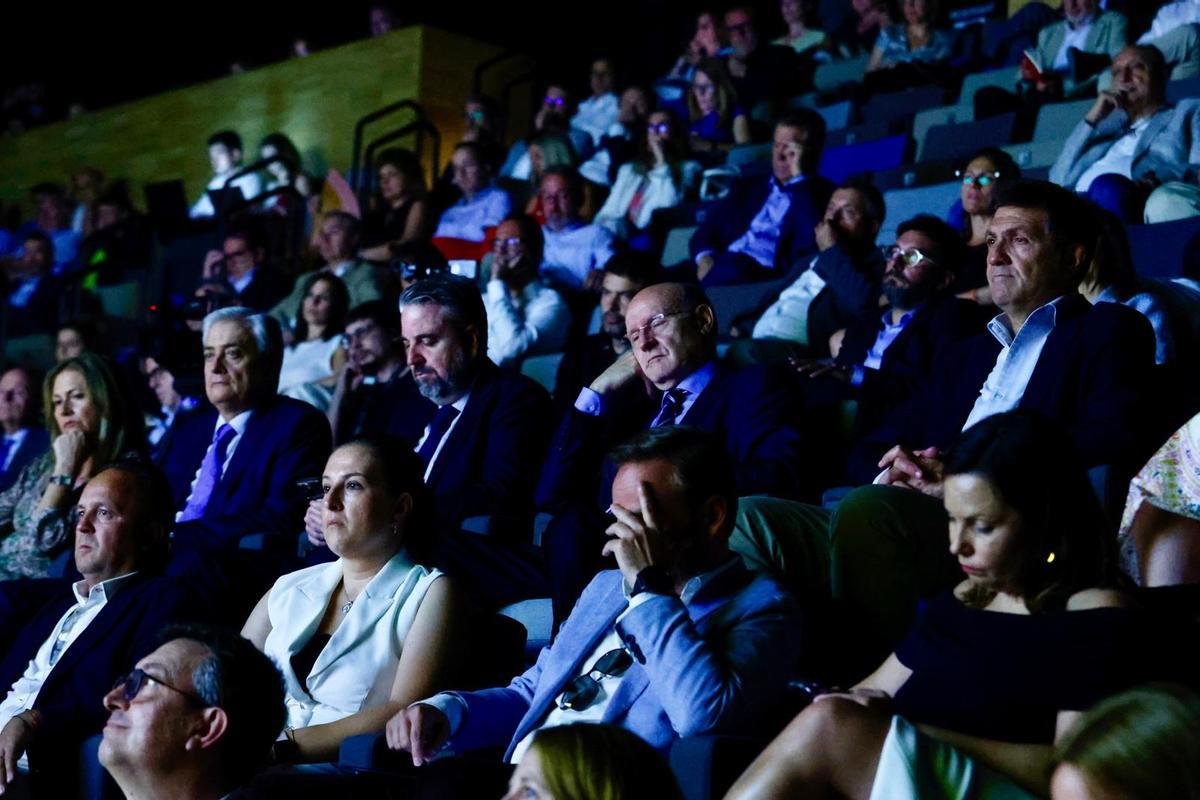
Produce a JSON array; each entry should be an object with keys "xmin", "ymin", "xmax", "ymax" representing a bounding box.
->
[
  {"xmin": 896, "ymin": 213, "xmax": 966, "ymax": 279},
  {"xmin": 540, "ymin": 165, "xmax": 584, "ymax": 209},
  {"xmin": 453, "ymin": 141, "xmax": 492, "ymax": 173},
  {"xmin": 944, "ymin": 410, "xmax": 1115, "ymax": 613},
  {"xmin": 376, "ymin": 147, "xmax": 427, "ymax": 194},
  {"xmin": 321, "ymin": 210, "xmax": 361, "ymax": 243},
  {"xmin": 500, "ymin": 213, "xmax": 546, "ymax": 266},
  {"xmin": 398, "ymin": 273, "xmax": 489, "ymax": 353},
  {"xmin": 92, "ymin": 459, "xmax": 175, "ymax": 572},
  {"xmin": 23, "ymin": 230, "xmax": 54, "ymax": 259},
  {"xmin": 335, "ymin": 437, "xmax": 433, "ymax": 559},
  {"xmin": 1127, "ymin": 44, "xmax": 1169, "ymax": 102},
  {"xmin": 603, "ymin": 251, "xmax": 662, "ymax": 287},
  {"xmin": 258, "ymin": 132, "xmax": 302, "ymax": 176},
  {"xmin": 1083, "ymin": 207, "xmax": 1136, "ymax": 297},
  {"xmin": 962, "ymin": 146, "xmax": 1021, "ymax": 181},
  {"xmin": 224, "ymin": 221, "xmax": 266, "ymax": 254},
  {"xmin": 207, "ymin": 130, "xmax": 243, "ymax": 153},
  {"xmin": 346, "ymin": 299, "xmax": 402, "ymax": 337},
  {"xmin": 610, "ymin": 426, "xmax": 738, "ymax": 534},
  {"xmin": 292, "ymin": 272, "xmax": 350, "ymax": 343},
  {"xmin": 159, "ymin": 624, "xmax": 286, "ymax": 790},
  {"xmin": 775, "ymin": 109, "xmax": 826, "ymax": 174},
  {"xmin": 991, "ymin": 178, "xmax": 1095, "ymax": 278},
  {"xmin": 838, "ymin": 175, "xmax": 886, "ymax": 223}
]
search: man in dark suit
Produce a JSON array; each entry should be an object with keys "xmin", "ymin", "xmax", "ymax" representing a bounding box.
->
[
  {"xmin": 161, "ymin": 307, "xmax": 331, "ymax": 590},
  {"xmin": 733, "ymin": 180, "xmax": 1159, "ymax": 680},
  {"xmin": 2, "ymin": 232, "xmax": 61, "ymax": 339},
  {"xmin": 195, "ymin": 226, "xmax": 290, "ymax": 314},
  {"xmin": 0, "ymin": 461, "xmax": 196, "ymax": 798},
  {"xmin": 687, "ymin": 111, "xmax": 833, "ymax": 286},
  {"xmin": 538, "ymin": 281, "xmax": 807, "ymax": 622},
  {"xmin": 0, "ymin": 367, "xmax": 49, "ymax": 492}
]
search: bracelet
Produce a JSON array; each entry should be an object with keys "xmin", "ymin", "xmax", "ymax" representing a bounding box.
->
[
  {"xmin": 14, "ymin": 711, "xmax": 39, "ymax": 732},
  {"xmin": 48, "ymin": 474, "xmax": 73, "ymax": 487}
]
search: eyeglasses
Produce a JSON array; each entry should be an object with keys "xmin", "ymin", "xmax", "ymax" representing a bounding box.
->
[
  {"xmin": 626, "ymin": 310, "xmax": 690, "ymax": 345},
  {"xmin": 557, "ymin": 647, "xmax": 633, "ymax": 711},
  {"xmin": 112, "ymin": 668, "xmax": 208, "ymax": 707},
  {"xmin": 493, "ymin": 236, "xmax": 523, "ymax": 250},
  {"xmin": 543, "ymin": 96, "xmax": 566, "ymax": 107},
  {"xmin": 955, "ymin": 170, "xmax": 1002, "ymax": 188},
  {"xmin": 647, "ymin": 123, "xmax": 671, "ymax": 135},
  {"xmin": 881, "ymin": 245, "xmax": 935, "ymax": 267}
]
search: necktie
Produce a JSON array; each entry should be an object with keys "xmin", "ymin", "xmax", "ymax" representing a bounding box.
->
[
  {"xmin": 651, "ymin": 388, "xmax": 690, "ymax": 428},
  {"xmin": 0, "ymin": 437, "xmax": 13, "ymax": 473},
  {"xmin": 417, "ymin": 405, "xmax": 460, "ymax": 467},
  {"xmin": 178, "ymin": 424, "xmax": 236, "ymax": 522}
]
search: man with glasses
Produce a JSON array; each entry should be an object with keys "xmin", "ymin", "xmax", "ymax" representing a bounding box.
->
[
  {"xmin": 723, "ymin": 6, "xmax": 804, "ymax": 111},
  {"xmin": 388, "ymin": 427, "xmax": 801, "ymax": 792},
  {"xmin": 99, "ymin": 625, "xmax": 285, "ymax": 800},
  {"xmin": 484, "ymin": 215, "xmax": 570, "ymax": 368},
  {"xmin": 0, "ymin": 462, "xmax": 196, "ymax": 798},
  {"xmin": 195, "ymin": 225, "xmax": 289, "ymax": 313}
]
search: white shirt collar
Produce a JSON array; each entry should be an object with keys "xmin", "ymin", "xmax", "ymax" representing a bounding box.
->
[
  {"xmin": 216, "ymin": 408, "xmax": 254, "ymax": 432},
  {"xmin": 72, "ymin": 571, "xmax": 140, "ymax": 605}
]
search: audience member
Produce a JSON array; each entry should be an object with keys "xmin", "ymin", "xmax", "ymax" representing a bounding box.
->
[
  {"xmin": 54, "ymin": 319, "xmax": 102, "ymax": 363},
  {"xmin": 538, "ymin": 168, "xmax": 616, "ymax": 292},
  {"xmin": 665, "ymin": 11, "xmax": 728, "ymax": 83},
  {"xmin": 1051, "ymin": 684, "xmax": 1200, "ymax": 800},
  {"xmin": 1118, "ymin": 410, "xmax": 1200, "ymax": 587},
  {"xmin": 502, "ymin": 85, "xmax": 589, "ymax": 178},
  {"xmin": 726, "ymin": 410, "xmax": 1163, "ymax": 799},
  {"xmin": 579, "ymin": 86, "xmax": 651, "ymax": 189},
  {"xmin": 3, "ymin": 231, "xmax": 60, "ymax": 338},
  {"xmin": 368, "ymin": 4, "xmax": 402, "ymax": 37},
  {"xmin": 829, "ymin": 0, "xmax": 895, "ymax": 56},
  {"xmin": 595, "ymin": 110, "xmax": 699, "ymax": 243},
  {"xmin": 160, "ymin": 308, "xmax": 331, "ymax": 581},
  {"xmin": 954, "ymin": 147, "xmax": 1021, "ymax": 303},
  {"xmin": 1050, "ymin": 45, "xmax": 1200, "ymax": 223},
  {"xmin": 432, "ymin": 142, "xmax": 512, "ymax": 249},
  {"xmin": 504, "ymin": 723, "xmax": 683, "ymax": 800},
  {"xmin": 722, "ymin": 5, "xmax": 803, "ymax": 111},
  {"xmin": 68, "ymin": 167, "xmax": 105, "ymax": 236},
  {"xmin": 688, "ymin": 111, "xmax": 830, "ymax": 286},
  {"xmin": 459, "ymin": 94, "xmax": 506, "ymax": 173},
  {"xmin": 1024, "ymin": 0, "xmax": 1127, "ymax": 100},
  {"xmin": 360, "ymin": 147, "xmax": 434, "ymax": 261},
  {"xmin": 189, "ymin": 130, "xmax": 264, "ymax": 219},
  {"xmin": 79, "ymin": 183, "xmax": 153, "ymax": 281},
  {"xmin": 243, "ymin": 440, "xmax": 460, "ymax": 763},
  {"xmin": 0, "ymin": 354, "xmax": 145, "ymax": 580},
  {"xmin": 484, "ymin": 215, "xmax": 570, "ymax": 367},
  {"xmin": 141, "ymin": 353, "xmax": 199, "ymax": 462},
  {"xmin": 196, "ymin": 225, "xmax": 291, "ymax": 313},
  {"xmin": 686, "ymin": 59, "xmax": 751, "ymax": 165},
  {"xmin": 99, "ymin": 624, "xmax": 286, "ymax": 800},
  {"xmin": 27, "ymin": 182, "xmax": 81, "ymax": 273},
  {"xmin": 522, "ymin": 134, "xmax": 580, "ymax": 221},
  {"xmin": 271, "ymin": 211, "xmax": 381, "ymax": 329},
  {"xmin": 864, "ymin": 0, "xmax": 954, "ymax": 90},
  {"xmin": 728, "ymin": 177, "xmax": 883, "ymax": 358},
  {"xmin": 0, "ymin": 367, "xmax": 48, "ymax": 494},
  {"xmin": 259, "ymin": 133, "xmax": 314, "ymax": 198},
  {"xmin": 0, "ymin": 462, "xmax": 195, "ymax": 798},
  {"xmin": 570, "ymin": 58, "xmax": 620, "ymax": 149},
  {"xmin": 277, "ymin": 273, "xmax": 349, "ymax": 410},
  {"xmin": 389, "ymin": 427, "xmax": 802, "ymax": 782},
  {"xmin": 551, "ymin": 251, "xmax": 660, "ymax": 411},
  {"xmin": 774, "ymin": 0, "xmax": 826, "ymax": 55}
]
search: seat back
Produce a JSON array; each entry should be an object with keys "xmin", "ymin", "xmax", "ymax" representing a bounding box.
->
[
  {"xmin": 813, "ymin": 56, "xmax": 870, "ymax": 93},
  {"xmin": 859, "ymin": 85, "xmax": 946, "ymax": 130},
  {"xmin": 1128, "ymin": 217, "xmax": 1200, "ymax": 279},
  {"xmin": 956, "ymin": 65, "xmax": 1016, "ymax": 110},
  {"xmin": 814, "ymin": 99, "xmax": 855, "ymax": 132},
  {"xmin": 1032, "ymin": 99, "xmax": 1093, "ymax": 142},
  {"xmin": 912, "ymin": 104, "xmax": 971, "ymax": 159},
  {"xmin": 917, "ymin": 112, "xmax": 1016, "ymax": 163},
  {"xmin": 818, "ymin": 134, "xmax": 909, "ymax": 185},
  {"xmin": 879, "ymin": 181, "xmax": 962, "ymax": 244},
  {"xmin": 1001, "ymin": 139, "xmax": 1064, "ymax": 170}
]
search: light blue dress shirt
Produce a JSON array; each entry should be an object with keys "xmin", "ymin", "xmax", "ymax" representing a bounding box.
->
[
  {"xmin": 728, "ymin": 175, "xmax": 806, "ymax": 269},
  {"xmin": 575, "ymin": 361, "xmax": 718, "ymax": 420},
  {"xmin": 850, "ymin": 307, "xmax": 919, "ymax": 386}
]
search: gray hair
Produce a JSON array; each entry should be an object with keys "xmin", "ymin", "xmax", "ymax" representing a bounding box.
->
[
  {"xmin": 398, "ymin": 274, "xmax": 488, "ymax": 352},
  {"xmin": 201, "ymin": 307, "xmax": 284, "ymax": 385}
]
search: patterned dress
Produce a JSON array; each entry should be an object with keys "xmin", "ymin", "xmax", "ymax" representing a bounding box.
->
[
  {"xmin": 1118, "ymin": 412, "xmax": 1200, "ymax": 581},
  {"xmin": 0, "ymin": 451, "xmax": 78, "ymax": 580}
]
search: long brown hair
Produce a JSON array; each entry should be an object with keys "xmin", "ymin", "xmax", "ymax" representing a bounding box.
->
[{"xmin": 43, "ymin": 353, "xmax": 146, "ymax": 469}]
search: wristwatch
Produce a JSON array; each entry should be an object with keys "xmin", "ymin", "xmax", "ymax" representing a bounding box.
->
[
  {"xmin": 630, "ymin": 565, "xmax": 672, "ymax": 598},
  {"xmin": 49, "ymin": 474, "xmax": 73, "ymax": 487}
]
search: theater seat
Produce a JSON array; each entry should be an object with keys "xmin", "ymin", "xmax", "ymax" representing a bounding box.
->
[
  {"xmin": 1031, "ymin": 99, "xmax": 1094, "ymax": 143},
  {"xmin": 818, "ymin": 134, "xmax": 909, "ymax": 185},
  {"xmin": 879, "ymin": 181, "xmax": 961, "ymax": 244},
  {"xmin": 859, "ymin": 86, "xmax": 946, "ymax": 132},
  {"xmin": 519, "ymin": 353, "xmax": 565, "ymax": 393},
  {"xmin": 917, "ymin": 112, "xmax": 1016, "ymax": 163},
  {"xmin": 1128, "ymin": 217, "xmax": 1200, "ymax": 279}
]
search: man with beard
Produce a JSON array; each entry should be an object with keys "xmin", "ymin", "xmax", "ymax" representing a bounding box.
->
[{"xmin": 793, "ymin": 215, "xmax": 985, "ymax": 435}]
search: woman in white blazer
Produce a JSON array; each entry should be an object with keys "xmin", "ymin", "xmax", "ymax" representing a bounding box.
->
[{"xmin": 242, "ymin": 439, "xmax": 462, "ymax": 763}]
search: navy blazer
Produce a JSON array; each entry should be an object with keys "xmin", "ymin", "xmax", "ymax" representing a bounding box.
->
[
  {"xmin": 689, "ymin": 176, "xmax": 833, "ymax": 272},
  {"xmin": 0, "ymin": 427, "xmax": 49, "ymax": 493},
  {"xmin": 0, "ymin": 574, "xmax": 195, "ymax": 797},
  {"xmin": 162, "ymin": 395, "xmax": 332, "ymax": 554},
  {"xmin": 537, "ymin": 361, "xmax": 809, "ymax": 510},
  {"xmin": 847, "ymin": 295, "xmax": 1158, "ymax": 483}
]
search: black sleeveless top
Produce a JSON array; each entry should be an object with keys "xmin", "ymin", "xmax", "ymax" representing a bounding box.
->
[
  {"xmin": 290, "ymin": 633, "xmax": 331, "ymax": 695},
  {"xmin": 892, "ymin": 591, "xmax": 1158, "ymax": 743}
]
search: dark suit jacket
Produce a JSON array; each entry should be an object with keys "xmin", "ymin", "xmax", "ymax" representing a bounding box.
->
[
  {"xmin": 236, "ymin": 267, "xmax": 291, "ymax": 312},
  {"xmin": 537, "ymin": 360, "xmax": 809, "ymax": 510},
  {"xmin": 551, "ymin": 335, "xmax": 619, "ymax": 415},
  {"xmin": 847, "ymin": 295, "xmax": 1158, "ymax": 484},
  {"xmin": 0, "ymin": 573, "xmax": 195, "ymax": 797},
  {"xmin": 0, "ymin": 427, "xmax": 49, "ymax": 493},
  {"xmin": 162, "ymin": 395, "xmax": 332, "ymax": 555},
  {"xmin": 689, "ymin": 176, "xmax": 833, "ymax": 273},
  {"xmin": 335, "ymin": 370, "xmax": 434, "ymax": 446},
  {"xmin": 3, "ymin": 274, "xmax": 61, "ymax": 338}
]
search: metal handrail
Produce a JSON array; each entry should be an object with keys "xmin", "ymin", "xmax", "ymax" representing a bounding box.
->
[
  {"xmin": 349, "ymin": 100, "xmax": 430, "ymax": 193},
  {"xmin": 359, "ymin": 119, "xmax": 442, "ymax": 210}
]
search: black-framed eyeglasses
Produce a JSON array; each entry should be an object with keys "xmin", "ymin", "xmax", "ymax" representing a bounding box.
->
[
  {"xmin": 626, "ymin": 310, "xmax": 691, "ymax": 346},
  {"xmin": 955, "ymin": 170, "xmax": 1002, "ymax": 188},
  {"xmin": 881, "ymin": 245, "xmax": 935, "ymax": 268},
  {"xmin": 557, "ymin": 647, "xmax": 633, "ymax": 711},
  {"xmin": 112, "ymin": 668, "xmax": 208, "ymax": 707}
]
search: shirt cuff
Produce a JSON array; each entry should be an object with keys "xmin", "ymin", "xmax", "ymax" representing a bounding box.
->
[
  {"xmin": 695, "ymin": 250, "xmax": 714, "ymax": 265},
  {"xmin": 850, "ymin": 366, "xmax": 866, "ymax": 387},
  {"xmin": 417, "ymin": 693, "xmax": 469, "ymax": 739},
  {"xmin": 574, "ymin": 387, "xmax": 604, "ymax": 416},
  {"xmin": 872, "ymin": 467, "xmax": 890, "ymax": 485},
  {"xmin": 486, "ymin": 279, "xmax": 507, "ymax": 301}
]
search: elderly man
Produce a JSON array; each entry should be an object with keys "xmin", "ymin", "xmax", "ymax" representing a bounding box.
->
[
  {"xmin": 688, "ymin": 111, "xmax": 832, "ymax": 286},
  {"xmin": 189, "ymin": 130, "xmax": 263, "ymax": 219},
  {"xmin": 1027, "ymin": 0, "xmax": 1127, "ymax": 99},
  {"xmin": 0, "ymin": 462, "xmax": 196, "ymax": 798},
  {"xmin": 734, "ymin": 179, "xmax": 1158, "ymax": 681},
  {"xmin": 729, "ymin": 176, "xmax": 886, "ymax": 361},
  {"xmin": 0, "ymin": 367, "xmax": 47, "ymax": 492},
  {"xmin": 485, "ymin": 215, "xmax": 570, "ymax": 367},
  {"xmin": 269, "ymin": 212, "xmax": 381, "ymax": 328},
  {"xmin": 161, "ymin": 308, "xmax": 331, "ymax": 582},
  {"xmin": 1050, "ymin": 45, "xmax": 1200, "ymax": 222},
  {"xmin": 388, "ymin": 427, "xmax": 802, "ymax": 796},
  {"xmin": 98, "ymin": 625, "xmax": 285, "ymax": 800},
  {"xmin": 433, "ymin": 142, "xmax": 513, "ymax": 246},
  {"xmin": 538, "ymin": 168, "xmax": 616, "ymax": 293}
]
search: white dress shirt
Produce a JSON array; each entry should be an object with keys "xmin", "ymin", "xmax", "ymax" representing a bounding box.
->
[
  {"xmin": 752, "ymin": 259, "xmax": 824, "ymax": 344},
  {"xmin": 1140, "ymin": 0, "xmax": 1200, "ymax": 42},
  {"xmin": 540, "ymin": 221, "xmax": 617, "ymax": 289},
  {"xmin": 190, "ymin": 170, "xmax": 264, "ymax": 219},
  {"xmin": 484, "ymin": 279, "xmax": 570, "ymax": 367},
  {"xmin": 415, "ymin": 393, "xmax": 471, "ymax": 481},
  {"xmin": 1053, "ymin": 17, "xmax": 1095, "ymax": 71},
  {"xmin": 571, "ymin": 93, "xmax": 620, "ymax": 146},
  {"xmin": 434, "ymin": 187, "xmax": 512, "ymax": 242},
  {"xmin": 1074, "ymin": 116, "xmax": 1153, "ymax": 192}
]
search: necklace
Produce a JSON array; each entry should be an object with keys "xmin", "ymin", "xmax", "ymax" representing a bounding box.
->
[{"xmin": 341, "ymin": 598, "xmax": 354, "ymax": 614}]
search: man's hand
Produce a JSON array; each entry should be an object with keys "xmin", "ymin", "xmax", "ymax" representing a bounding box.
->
[
  {"xmin": 602, "ymin": 482, "xmax": 667, "ymax": 587},
  {"xmin": 696, "ymin": 253, "xmax": 716, "ymax": 282},
  {"xmin": 202, "ymin": 249, "xmax": 225, "ymax": 280},
  {"xmin": 0, "ymin": 715, "xmax": 34, "ymax": 794},
  {"xmin": 384, "ymin": 703, "xmax": 450, "ymax": 766},
  {"xmin": 814, "ymin": 218, "xmax": 839, "ymax": 252},
  {"xmin": 877, "ymin": 445, "xmax": 945, "ymax": 497},
  {"xmin": 1085, "ymin": 90, "xmax": 1123, "ymax": 125},
  {"xmin": 788, "ymin": 357, "xmax": 851, "ymax": 383},
  {"xmin": 589, "ymin": 350, "xmax": 641, "ymax": 396},
  {"xmin": 828, "ymin": 328, "xmax": 846, "ymax": 359},
  {"xmin": 304, "ymin": 500, "xmax": 326, "ymax": 548}
]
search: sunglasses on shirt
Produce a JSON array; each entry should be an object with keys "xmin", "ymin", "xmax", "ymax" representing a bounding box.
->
[{"xmin": 557, "ymin": 647, "xmax": 634, "ymax": 711}]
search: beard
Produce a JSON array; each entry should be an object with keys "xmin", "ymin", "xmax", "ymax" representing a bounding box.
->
[
  {"xmin": 413, "ymin": 347, "xmax": 472, "ymax": 405},
  {"xmin": 882, "ymin": 280, "xmax": 934, "ymax": 310}
]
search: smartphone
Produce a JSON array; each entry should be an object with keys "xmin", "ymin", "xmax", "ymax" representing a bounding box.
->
[{"xmin": 448, "ymin": 259, "xmax": 478, "ymax": 279}]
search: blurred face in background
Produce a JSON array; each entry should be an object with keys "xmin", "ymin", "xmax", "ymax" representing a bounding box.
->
[{"xmin": 960, "ymin": 156, "xmax": 1002, "ymax": 217}]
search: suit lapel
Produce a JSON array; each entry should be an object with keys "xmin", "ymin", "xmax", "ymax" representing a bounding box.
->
[
  {"xmin": 41, "ymin": 577, "xmax": 149, "ymax": 686},
  {"xmin": 426, "ymin": 367, "xmax": 493, "ymax": 490},
  {"xmin": 212, "ymin": 406, "xmax": 271, "ymax": 505},
  {"xmin": 1132, "ymin": 108, "xmax": 1171, "ymax": 165},
  {"xmin": 1020, "ymin": 296, "xmax": 1087, "ymax": 415}
]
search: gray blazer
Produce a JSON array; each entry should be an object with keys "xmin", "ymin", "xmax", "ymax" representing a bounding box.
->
[
  {"xmin": 1033, "ymin": 11, "xmax": 1128, "ymax": 97},
  {"xmin": 1049, "ymin": 100, "xmax": 1200, "ymax": 189}
]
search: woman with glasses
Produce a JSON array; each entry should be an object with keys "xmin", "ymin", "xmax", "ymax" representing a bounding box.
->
[
  {"xmin": 277, "ymin": 273, "xmax": 349, "ymax": 412},
  {"xmin": 686, "ymin": 59, "xmax": 750, "ymax": 167},
  {"xmin": 953, "ymin": 147, "xmax": 1020, "ymax": 305},
  {"xmin": 595, "ymin": 111, "xmax": 700, "ymax": 245},
  {"xmin": 726, "ymin": 411, "xmax": 1165, "ymax": 800},
  {"xmin": 242, "ymin": 439, "xmax": 461, "ymax": 764}
]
